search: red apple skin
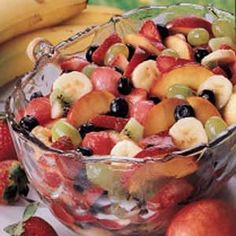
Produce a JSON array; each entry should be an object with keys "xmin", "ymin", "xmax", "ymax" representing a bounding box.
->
[{"xmin": 166, "ymin": 199, "xmax": 236, "ymax": 236}]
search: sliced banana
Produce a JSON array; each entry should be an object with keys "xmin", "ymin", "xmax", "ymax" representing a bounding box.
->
[
  {"xmin": 53, "ymin": 71, "xmax": 93, "ymax": 103},
  {"xmin": 223, "ymin": 94, "xmax": 236, "ymax": 125},
  {"xmin": 208, "ymin": 37, "xmax": 235, "ymax": 51},
  {"xmin": 169, "ymin": 117, "xmax": 208, "ymax": 150},
  {"xmin": 201, "ymin": 49, "xmax": 236, "ymax": 68},
  {"xmin": 31, "ymin": 126, "xmax": 52, "ymax": 146},
  {"xmin": 198, "ymin": 75, "xmax": 233, "ymax": 109},
  {"xmin": 132, "ymin": 60, "xmax": 160, "ymax": 91},
  {"xmin": 110, "ymin": 140, "xmax": 142, "ymax": 157}
]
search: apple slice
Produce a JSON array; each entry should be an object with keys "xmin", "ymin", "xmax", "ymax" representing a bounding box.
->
[
  {"xmin": 124, "ymin": 34, "xmax": 162, "ymax": 56},
  {"xmin": 151, "ymin": 64, "xmax": 214, "ymax": 98},
  {"xmin": 165, "ymin": 35, "xmax": 193, "ymax": 59},
  {"xmin": 166, "ymin": 16, "xmax": 212, "ymax": 35},
  {"xmin": 186, "ymin": 97, "xmax": 221, "ymax": 124},
  {"xmin": 67, "ymin": 91, "xmax": 115, "ymax": 128},
  {"xmin": 128, "ymin": 156, "xmax": 198, "ymax": 195},
  {"xmin": 144, "ymin": 98, "xmax": 185, "ymax": 137}
]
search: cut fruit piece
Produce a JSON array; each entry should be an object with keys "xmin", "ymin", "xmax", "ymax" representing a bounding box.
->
[
  {"xmin": 67, "ymin": 91, "xmax": 115, "ymax": 128},
  {"xmin": 198, "ymin": 75, "xmax": 233, "ymax": 109},
  {"xmin": 166, "ymin": 16, "xmax": 212, "ymax": 35},
  {"xmin": 164, "ymin": 35, "xmax": 193, "ymax": 59},
  {"xmin": 186, "ymin": 97, "xmax": 221, "ymax": 124},
  {"xmin": 201, "ymin": 49, "xmax": 236, "ymax": 68},
  {"xmin": 121, "ymin": 118, "xmax": 144, "ymax": 142},
  {"xmin": 169, "ymin": 117, "xmax": 208, "ymax": 150},
  {"xmin": 167, "ymin": 84, "xmax": 193, "ymax": 99},
  {"xmin": 128, "ymin": 156, "xmax": 198, "ymax": 195},
  {"xmin": 208, "ymin": 37, "xmax": 235, "ymax": 51},
  {"xmin": 151, "ymin": 64, "xmax": 214, "ymax": 98},
  {"xmin": 60, "ymin": 56, "xmax": 89, "ymax": 72},
  {"xmin": 144, "ymin": 98, "xmax": 185, "ymax": 137},
  {"xmin": 223, "ymin": 94, "xmax": 236, "ymax": 125},
  {"xmin": 124, "ymin": 34, "xmax": 162, "ymax": 56},
  {"xmin": 139, "ymin": 20, "xmax": 161, "ymax": 42}
]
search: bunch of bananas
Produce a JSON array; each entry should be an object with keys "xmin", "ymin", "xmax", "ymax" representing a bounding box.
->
[{"xmin": 0, "ymin": 1, "xmax": 123, "ymax": 87}]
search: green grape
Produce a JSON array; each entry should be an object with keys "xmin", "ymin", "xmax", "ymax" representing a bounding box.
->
[
  {"xmin": 51, "ymin": 119, "xmax": 81, "ymax": 146},
  {"xmin": 208, "ymin": 37, "xmax": 235, "ymax": 51},
  {"xmin": 81, "ymin": 64, "xmax": 97, "ymax": 78},
  {"xmin": 205, "ymin": 116, "xmax": 228, "ymax": 141},
  {"xmin": 187, "ymin": 28, "xmax": 210, "ymax": 46},
  {"xmin": 212, "ymin": 18, "xmax": 235, "ymax": 41},
  {"xmin": 167, "ymin": 84, "xmax": 194, "ymax": 99},
  {"xmin": 160, "ymin": 48, "xmax": 179, "ymax": 58},
  {"xmin": 104, "ymin": 43, "xmax": 129, "ymax": 65}
]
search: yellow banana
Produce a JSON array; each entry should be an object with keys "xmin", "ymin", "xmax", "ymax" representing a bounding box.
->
[
  {"xmin": 0, "ymin": 25, "xmax": 94, "ymax": 87},
  {"xmin": 0, "ymin": 0, "xmax": 87, "ymax": 44},
  {"xmin": 64, "ymin": 5, "xmax": 123, "ymax": 25}
]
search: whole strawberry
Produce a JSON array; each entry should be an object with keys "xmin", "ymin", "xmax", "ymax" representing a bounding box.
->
[
  {"xmin": 0, "ymin": 160, "xmax": 29, "ymax": 204},
  {"xmin": 4, "ymin": 202, "xmax": 58, "ymax": 236},
  {"xmin": 0, "ymin": 113, "xmax": 17, "ymax": 161}
]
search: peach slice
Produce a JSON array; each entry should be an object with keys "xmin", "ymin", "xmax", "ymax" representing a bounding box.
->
[
  {"xmin": 67, "ymin": 91, "xmax": 115, "ymax": 128},
  {"xmin": 166, "ymin": 16, "xmax": 212, "ymax": 35},
  {"xmin": 165, "ymin": 35, "xmax": 193, "ymax": 59},
  {"xmin": 187, "ymin": 97, "xmax": 221, "ymax": 124},
  {"xmin": 151, "ymin": 64, "xmax": 214, "ymax": 98},
  {"xmin": 124, "ymin": 34, "xmax": 162, "ymax": 56},
  {"xmin": 144, "ymin": 98, "xmax": 185, "ymax": 137},
  {"xmin": 128, "ymin": 156, "xmax": 198, "ymax": 195}
]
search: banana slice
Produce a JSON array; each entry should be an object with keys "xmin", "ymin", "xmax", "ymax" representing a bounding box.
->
[
  {"xmin": 132, "ymin": 60, "xmax": 160, "ymax": 91},
  {"xmin": 198, "ymin": 75, "xmax": 233, "ymax": 109},
  {"xmin": 169, "ymin": 117, "xmax": 208, "ymax": 150},
  {"xmin": 31, "ymin": 126, "xmax": 52, "ymax": 146},
  {"xmin": 201, "ymin": 49, "xmax": 236, "ymax": 68},
  {"xmin": 110, "ymin": 140, "xmax": 142, "ymax": 157},
  {"xmin": 223, "ymin": 94, "xmax": 236, "ymax": 125},
  {"xmin": 53, "ymin": 71, "xmax": 93, "ymax": 103}
]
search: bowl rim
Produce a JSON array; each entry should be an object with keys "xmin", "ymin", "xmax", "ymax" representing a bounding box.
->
[{"xmin": 5, "ymin": 3, "xmax": 236, "ymax": 163}]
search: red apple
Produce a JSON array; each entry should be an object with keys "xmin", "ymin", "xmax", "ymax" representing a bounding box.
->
[{"xmin": 167, "ymin": 199, "xmax": 236, "ymax": 236}]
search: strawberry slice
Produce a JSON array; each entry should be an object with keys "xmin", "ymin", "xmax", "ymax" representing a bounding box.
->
[
  {"xmin": 82, "ymin": 131, "xmax": 116, "ymax": 155},
  {"xmin": 125, "ymin": 88, "xmax": 148, "ymax": 105},
  {"xmin": 91, "ymin": 67, "xmax": 121, "ymax": 96},
  {"xmin": 92, "ymin": 33, "xmax": 122, "ymax": 65},
  {"xmin": 156, "ymin": 56, "xmax": 193, "ymax": 73},
  {"xmin": 60, "ymin": 56, "xmax": 89, "ymax": 72},
  {"xmin": 51, "ymin": 136, "xmax": 75, "ymax": 151},
  {"xmin": 24, "ymin": 97, "xmax": 51, "ymax": 125},
  {"xmin": 124, "ymin": 47, "xmax": 149, "ymax": 78},
  {"xmin": 212, "ymin": 66, "xmax": 228, "ymax": 77},
  {"xmin": 140, "ymin": 20, "xmax": 161, "ymax": 42},
  {"xmin": 108, "ymin": 54, "xmax": 129, "ymax": 71},
  {"xmin": 90, "ymin": 115, "xmax": 128, "ymax": 132}
]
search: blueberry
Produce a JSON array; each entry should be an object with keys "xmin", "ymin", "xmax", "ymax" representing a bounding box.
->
[
  {"xmin": 199, "ymin": 89, "xmax": 216, "ymax": 105},
  {"xmin": 126, "ymin": 43, "xmax": 135, "ymax": 61},
  {"xmin": 79, "ymin": 123, "xmax": 105, "ymax": 138},
  {"xmin": 117, "ymin": 77, "xmax": 133, "ymax": 95},
  {"xmin": 194, "ymin": 48, "xmax": 209, "ymax": 63},
  {"xmin": 73, "ymin": 168, "xmax": 90, "ymax": 192},
  {"xmin": 19, "ymin": 115, "xmax": 39, "ymax": 132},
  {"xmin": 30, "ymin": 91, "xmax": 43, "ymax": 101},
  {"xmin": 174, "ymin": 104, "xmax": 195, "ymax": 121},
  {"xmin": 146, "ymin": 54, "xmax": 157, "ymax": 61},
  {"xmin": 110, "ymin": 97, "xmax": 129, "ymax": 118},
  {"xmin": 77, "ymin": 147, "xmax": 93, "ymax": 156},
  {"xmin": 149, "ymin": 96, "xmax": 161, "ymax": 104},
  {"xmin": 114, "ymin": 66, "xmax": 124, "ymax": 74},
  {"xmin": 156, "ymin": 24, "xmax": 169, "ymax": 39},
  {"xmin": 86, "ymin": 45, "xmax": 98, "ymax": 62}
]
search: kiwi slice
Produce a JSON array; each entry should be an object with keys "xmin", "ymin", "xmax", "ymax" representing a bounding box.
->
[{"xmin": 121, "ymin": 118, "xmax": 144, "ymax": 142}]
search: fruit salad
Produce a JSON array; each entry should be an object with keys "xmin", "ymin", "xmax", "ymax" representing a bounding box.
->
[{"xmin": 10, "ymin": 10, "xmax": 236, "ymax": 236}]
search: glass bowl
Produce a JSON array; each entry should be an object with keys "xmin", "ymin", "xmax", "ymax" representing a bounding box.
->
[{"xmin": 6, "ymin": 3, "xmax": 236, "ymax": 236}]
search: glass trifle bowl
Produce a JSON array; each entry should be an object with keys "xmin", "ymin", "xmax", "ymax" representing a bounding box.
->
[{"xmin": 6, "ymin": 3, "xmax": 236, "ymax": 236}]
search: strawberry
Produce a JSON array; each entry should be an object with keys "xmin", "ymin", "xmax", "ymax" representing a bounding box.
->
[
  {"xmin": 0, "ymin": 113, "xmax": 17, "ymax": 161},
  {"xmin": 219, "ymin": 44, "xmax": 235, "ymax": 51},
  {"xmin": 90, "ymin": 115, "xmax": 128, "ymax": 132},
  {"xmin": 92, "ymin": 33, "xmax": 122, "ymax": 65},
  {"xmin": 125, "ymin": 88, "xmax": 148, "ymax": 105},
  {"xmin": 51, "ymin": 136, "xmax": 75, "ymax": 151},
  {"xmin": 156, "ymin": 56, "xmax": 193, "ymax": 73},
  {"xmin": 0, "ymin": 160, "xmax": 28, "ymax": 204},
  {"xmin": 124, "ymin": 47, "xmax": 149, "ymax": 78},
  {"xmin": 212, "ymin": 66, "xmax": 228, "ymax": 77},
  {"xmin": 91, "ymin": 67, "xmax": 121, "ymax": 96},
  {"xmin": 24, "ymin": 97, "xmax": 51, "ymax": 125},
  {"xmin": 60, "ymin": 56, "xmax": 89, "ymax": 72},
  {"xmin": 140, "ymin": 20, "xmax": 161, "ymax": 42},
  {"xmin": 82, "ymin": 131, "xmax": 116, "ymax": 155},
  {"xmin": 135, "ymin": 146, "xmax": 177, "ymax": 158},
  {"xmin": 4, "ymin": 202, "xmax": 58, "ymax": 236},
  {"xmin": 107, "ymin": 54, "xmax": 129, "ymax": 71},
  {"xmin": 130, "ymin": 100, "xmax": 154, "ymax": 125}
]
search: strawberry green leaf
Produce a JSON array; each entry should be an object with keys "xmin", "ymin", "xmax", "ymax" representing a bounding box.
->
[{"xmin": 23, "ymin": 202, "xmax": 40, "ymax": 222}]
